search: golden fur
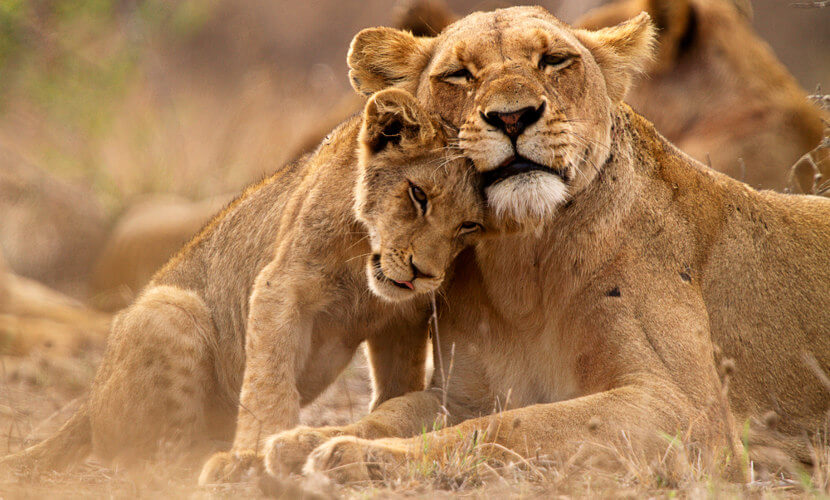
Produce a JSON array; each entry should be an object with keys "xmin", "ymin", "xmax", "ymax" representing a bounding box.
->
[
  {"xmin": 89, "ymin": 194, "xmax": 233, "ymax": 312},
  {"xmin": 576, "ymin": 0, "xmax": 826, "ymax": 190},
  {"xmin": 384, "ymin": 0, "xmax": 828, "ymax": 191},
  {"xmin": 0, "ymin": 160, "xmax": 107, "ymax": 298},
  {"xmin": 0, "ymin": 89, "xmax": 484, "ymax": 478},
  {"xmin": 259, "ymin": 7, "xmax": 830, "ymax": 483}
]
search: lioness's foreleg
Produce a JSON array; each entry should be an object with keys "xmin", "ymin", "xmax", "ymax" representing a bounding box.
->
[{"xmin": 304, "ymin": 382, "xmax": 743, "ymax": 483}]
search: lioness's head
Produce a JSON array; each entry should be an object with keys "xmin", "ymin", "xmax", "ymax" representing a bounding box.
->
[
  {"xmin": 356, "ymin": 88, "xmax": 484, "ymax": 302},
  {"xmin": 349, "ymin": 6, "xmax": 655, "ymax": 227}
]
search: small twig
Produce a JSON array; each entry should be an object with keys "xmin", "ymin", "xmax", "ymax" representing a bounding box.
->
[
  {"xmin": 430, "ymin": 292, "xmax": 452, "ymax": 427},
  {"xmin": 803, "ymin": 352, "xmax": 830, "ymax": 394},
  {"xmin": 791, "ymin": 1, "xmax": 830, "ymax": 7}
]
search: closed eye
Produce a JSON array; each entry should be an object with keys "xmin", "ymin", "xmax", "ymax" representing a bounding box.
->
[
  {"xmin": 457, "ymin": 221, "xmax": 483, "ymax": 236},
  {"xmin": 408, "ymin": 182, "xmax": 428, "ymax": 214},
  {"xmin": 441, "ymin": 67, "xmax": 473, "ymax": 85},
  {"xmin": 538, "ymin": 53, "xmax": 575, "ymax": 72}
]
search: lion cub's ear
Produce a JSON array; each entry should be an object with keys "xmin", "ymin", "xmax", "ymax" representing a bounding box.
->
[
  {"xmin": 360, "ymin": 88, "xmax": 435, "ymax": 154},
  {"xmin": 575, "ymin": 12, "xmax": 657, "ymax": 103},
  {"xmin": 348, "ymin": 27, "xmax": 436, "ymax": 96}
]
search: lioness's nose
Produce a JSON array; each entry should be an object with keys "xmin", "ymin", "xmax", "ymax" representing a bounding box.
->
[{"xmin": 481, "ymin": 102, "xmax": 545, "ymax": 140}]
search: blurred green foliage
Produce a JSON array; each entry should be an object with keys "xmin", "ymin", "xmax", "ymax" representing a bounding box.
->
[{"xmin": 0, "ymin": 0, "xmax": 215, "ymax": 211}]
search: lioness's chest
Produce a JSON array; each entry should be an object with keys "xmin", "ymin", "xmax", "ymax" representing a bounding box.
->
[
  {"xmin": 482, "ymin": 318, "xmax": 581, "ymax": 410},
  {"xmin": 441, "ymin": 240, "xmax": 585, "ymax": 411}
]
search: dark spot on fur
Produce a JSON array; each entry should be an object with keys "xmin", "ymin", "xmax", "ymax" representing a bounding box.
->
[
  {"xmin": 154, "ymin": 375, "xmax": 172, "ymax": 390},
  {"xmin": 165, "ymin": 398, "xmax": 182, "ymax": 412},
  {"xmin": 606, "ymin": 286, "xmax": 621, "ymax": 297},
  {"xmin": 266, "ymin": 281, "xmax": 271, "ymax": 287},
  {"xmin": 680, "ymin": 271, "xmax": 691, "ymax": 282}
]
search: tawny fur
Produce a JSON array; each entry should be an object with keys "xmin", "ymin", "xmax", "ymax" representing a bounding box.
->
[
  {"xmin": 0, "ymin": 159, "xmax": 107, "ymax": 298},
  {"xmin": 575, "ymin": 0, "xmax": 827, "ymax": 191},
  {"xmin": 88, "ymin": 194, "xmax": 233, "ymax": 312},
  {"xmin": 260, "ymin": 7, "xmax": 830, "ymax": 484},
  {"xmin": 0, "ymin": 90, "xmax": 484, "ymax": 481},
  {"xmin": 0, "ymin": 252, "xmax": 110, "ymax": 361},
  {"xmin": 323, "ymin": 0, "xmax": 827, "ymax": 191}
]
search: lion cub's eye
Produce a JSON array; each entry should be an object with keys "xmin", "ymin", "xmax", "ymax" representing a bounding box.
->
[
  {"xmin": 441, "ymin": 68, "xmax": 473, "ymax": 85},
  {"xmin": 457, "ymin": 221, "xmax": 483, "ymax": 235},
  {"xmin": 408, "ymin": 182, "xmax": 428, "ymax": 214},
  {"xmin": 538, "ymin": 54, "xmax": 574, "ymax": 72}
]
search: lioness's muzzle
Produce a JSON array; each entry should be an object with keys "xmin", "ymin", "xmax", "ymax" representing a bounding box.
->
[{"xmin": 482, "ymin": 158, "xmax": 568, "ymax": 188}]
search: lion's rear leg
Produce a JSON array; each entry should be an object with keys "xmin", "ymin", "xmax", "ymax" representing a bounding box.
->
[{"xmin": 87, "ymin": 285, "xmax": 225, "ymax": 466}]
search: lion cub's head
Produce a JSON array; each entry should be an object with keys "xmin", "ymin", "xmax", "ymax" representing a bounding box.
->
[
  {"xmin": 348, "ymin": 7, "xmax": 656, "ymax": 228},
  {"xmin": 355, "ymin": 88, "xmax": 484, "ymax": 302}
]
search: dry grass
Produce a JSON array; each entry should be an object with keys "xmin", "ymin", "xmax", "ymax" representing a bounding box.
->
[{"xmin": 1, "ymin": 346, "xmax": 828, "ymax": 498}]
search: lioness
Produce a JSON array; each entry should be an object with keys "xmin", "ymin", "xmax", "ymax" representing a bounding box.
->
[
  {"xmin": 258, "ymin": 7, "xmax": 830, "ymax": 483},
  {"xmin": 0, "ymin": 88, "xmax": 484, "ymax": 475},
  {"xmin": 374, "ymin": 0, "xmax": 828, "ymax": 191}
]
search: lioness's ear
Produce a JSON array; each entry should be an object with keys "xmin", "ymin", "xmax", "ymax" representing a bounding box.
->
[
  {"xmin": 575, "ymin": 12, "xmax": 657, "ymax": 103},
  {"xmin": 361, "ymin": 88, "xmax": 435, "ymax": 154},
  {"xmin": 348, "ymin": 27, "xmax": 435, "ymax": 96}
]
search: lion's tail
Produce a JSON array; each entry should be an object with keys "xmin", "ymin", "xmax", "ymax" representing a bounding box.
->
[{"xmin": 0, "ymin": 402, "xmax": 92, "ymax": 473}]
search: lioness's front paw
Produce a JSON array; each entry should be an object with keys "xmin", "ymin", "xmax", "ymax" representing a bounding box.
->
[
  {"xmin": 198, "ymin": 449, "xmax": 262, "ymax": 485},
  {"xmin": 263, "ymin": 426, "xmax": 338, "ymax": 477},
  {"xmin": 303, "ymin": 436, "xmax": 410, "ymax": 484}
]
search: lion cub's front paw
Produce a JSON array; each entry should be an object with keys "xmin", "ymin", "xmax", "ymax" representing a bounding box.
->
[
  {"xmin": 198, "ymin": 449, "xmax": 263, "ymax": 485},
  {"xmin": 263, "ymin": 426, "xmax": 337, "ymax": 478},
  {"xmin": 303, "ymin": 436, "xmax": 410, "ymax": 484}
]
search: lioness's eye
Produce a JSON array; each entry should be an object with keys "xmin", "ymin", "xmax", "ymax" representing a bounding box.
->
[
  {"xmin": 457, "ymin": 221, "xmax": 483, "ymax": 235},
  {"xmin": 441, "ymin": 68, "xmax": 473, "ymax": 85},
  {"xmin": 539, "ymin": 54, "xmax": 573, "ymax": 71},
  {"xmin": 408, "ymin": 182, "xmax": 428, "ymax": 214}
]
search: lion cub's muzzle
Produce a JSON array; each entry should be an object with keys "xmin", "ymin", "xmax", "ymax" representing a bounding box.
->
[{"xmin": 367, "ymin": 253, "xmax": 442, "ymax": 302}]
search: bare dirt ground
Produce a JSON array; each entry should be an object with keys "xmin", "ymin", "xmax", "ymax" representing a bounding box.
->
[{"xmin": 1, "ymin": 341, "xmax": 828, "ymax": 498}]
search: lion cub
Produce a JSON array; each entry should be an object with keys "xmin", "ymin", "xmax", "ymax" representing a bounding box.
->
[{"xmin": 1, "ymin": 89, "xmax": 483, "ymax": 478}]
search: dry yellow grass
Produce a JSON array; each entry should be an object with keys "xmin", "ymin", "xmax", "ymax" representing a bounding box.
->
[{"xmin": 1, "ymin": 344, "xmax": 829, "ymax": 498}]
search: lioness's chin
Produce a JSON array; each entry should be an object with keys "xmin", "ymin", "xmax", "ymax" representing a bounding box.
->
[{"xmin": 485, "ymin": 171, "xmax": 569, "ymax": 227}]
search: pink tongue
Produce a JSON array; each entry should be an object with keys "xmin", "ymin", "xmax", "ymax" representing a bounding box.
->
[{"xmin": 395, "ymin": 280, "xmax": 415, "ymax": 290}]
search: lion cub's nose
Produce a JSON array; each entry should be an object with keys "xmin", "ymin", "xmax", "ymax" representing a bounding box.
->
[
  {"xmin": 410, "ymin": 257, "xmax": 435, "ymax": 280},
  {"xmin": 481, "ymin": 102, "xmax": 545, "ymax": 140}
]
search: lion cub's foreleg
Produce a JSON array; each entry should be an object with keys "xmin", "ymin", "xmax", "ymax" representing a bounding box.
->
[{"xmin": 199, "ymin": 261, "xmax": 330, "ymax": 483}]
